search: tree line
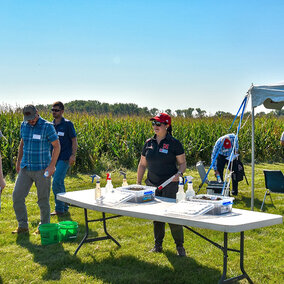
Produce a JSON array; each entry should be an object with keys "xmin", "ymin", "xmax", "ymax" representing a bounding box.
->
[{"xmin": 11, "ymin": 100, "xmax": 284, "ymax": 118}]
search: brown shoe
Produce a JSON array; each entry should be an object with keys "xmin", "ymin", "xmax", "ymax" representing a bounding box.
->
[
  {"xmin": 50, "ymin": 211, "xmax": 65, "ymax": 216},
  {"xmin": 12, "ymin": 227, "xmax": 29, "ymax": 234}
]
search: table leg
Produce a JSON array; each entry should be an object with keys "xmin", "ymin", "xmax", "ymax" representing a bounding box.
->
[
  {"xmin": 219, "ymin": 232, "xmax": 253, "ymax": 283},
  {"xmin": 219, "ymin": 232, "xmax": 228, "ymax": 283},
  {"xmin": 240, "ymin": 232, "xmax": 253, "ymax": 284},
  {"xmin": 74, "ymin": 208, "xmax": 89, "ymax": 255},
  {"xmin": 74, "ymin": 208, "xmax": 121, "ymax": 255},
  {"xmin": 102, "ymin": 212, "xmax": 121, "ymax": 247}
]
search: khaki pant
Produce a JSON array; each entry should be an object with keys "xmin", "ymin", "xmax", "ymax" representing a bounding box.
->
[{"xmin": 13, "ymin": 168, "xmax": 51, "ymax": 229}]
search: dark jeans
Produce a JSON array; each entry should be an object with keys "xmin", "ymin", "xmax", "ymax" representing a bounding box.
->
[
  {"xmin": 146, "ymin": 179, "xmax": 184, "ymax": 247},
  {"xmin": 217, "ymin": 155, "xmax": 238, "ymax": 194}
]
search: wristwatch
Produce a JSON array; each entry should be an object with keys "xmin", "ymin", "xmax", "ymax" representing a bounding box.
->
[{"xmin": 177, "ymin": 171, "xmax": 183, "ymax": 177}]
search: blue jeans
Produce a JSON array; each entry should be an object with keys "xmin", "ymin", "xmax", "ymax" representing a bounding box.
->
[{"xmin": 52, "ymin": 160, "xmax": 69, "ymax": 213}]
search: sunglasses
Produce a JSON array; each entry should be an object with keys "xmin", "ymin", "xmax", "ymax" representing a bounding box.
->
[
  {"xmin": 51, "ymin": 109, "xmax": 61, "ymax": 112},
  {"xmin": 152, "ymin": 121, "xmax": 165, "ymax": 126}
]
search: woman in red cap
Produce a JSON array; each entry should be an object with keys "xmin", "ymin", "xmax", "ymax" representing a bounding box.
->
[{"xmin": 137, "ymin": 113, "xmax": 187, "ymax": 256}]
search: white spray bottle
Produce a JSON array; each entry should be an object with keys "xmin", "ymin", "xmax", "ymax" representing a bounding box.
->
[
  {"xmin": 105, "ymin": 173, "xmax": 114, "ymax": 194},
  {"xmin": 185, "ymin": 176, "xmax": 195, "ymax": 200},
  {"xmin": 176, "ymin": 176, "xmax": 186, "ymax": 203}
]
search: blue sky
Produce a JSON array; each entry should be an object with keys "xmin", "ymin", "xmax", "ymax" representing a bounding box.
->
[{"xmin": 1, "ymin": 0, "xmax": 284, "ymax": 114}]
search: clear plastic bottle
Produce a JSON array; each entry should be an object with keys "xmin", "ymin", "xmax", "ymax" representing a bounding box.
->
[
  {"xmin": 120, "ymin": 171, "xmax": 128, "ymax": 186},
  {"xmin": 185, "ymin": 176, "xmax": 195, "ymax": 200},
  {"xmin": 176, "ymin": 177, "xmax": 186, "ymax": 203},
  {"xmin": 95, "ymin": 176, "xmax": 101, "ymax": 200},
  {"xmin": 105, "ymin": 173, "xmax": 114, "ymax": 194}
]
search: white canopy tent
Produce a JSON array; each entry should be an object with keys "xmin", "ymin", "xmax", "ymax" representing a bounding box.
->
[{"xmin": 249, "ymin": 82, "xmax": 284, "ymax": 210}]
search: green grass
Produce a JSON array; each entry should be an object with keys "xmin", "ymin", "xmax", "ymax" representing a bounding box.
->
[{"xmin": 0, "ymin": 163, "xmax": 283, "ymax": 283}]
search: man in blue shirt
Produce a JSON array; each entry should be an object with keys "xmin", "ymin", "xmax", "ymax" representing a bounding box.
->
[
  {"xmin": 211, "ymin": 133, "xmax": 239, "ymax": 195},
  {"xmin": 50, "ymin": 101, "xmax": 77, "ymax": 216},
  {"xmin": 12, "ymin": 105, "xmax": 60, "ymax": 234}
]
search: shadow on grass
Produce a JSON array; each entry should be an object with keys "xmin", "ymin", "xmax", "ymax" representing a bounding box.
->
[
  {"xmin": 16, "ymin": 233, "xmax": 220, "ymax": 284},
  {"xmin": 236, "ymin": 195, "xmax": 263, "ymax": 210}
]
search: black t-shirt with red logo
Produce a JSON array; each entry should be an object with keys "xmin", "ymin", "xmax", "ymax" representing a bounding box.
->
[{"xmin": 141, "ymin": 133, "xmax": 184, "ymax": 186}]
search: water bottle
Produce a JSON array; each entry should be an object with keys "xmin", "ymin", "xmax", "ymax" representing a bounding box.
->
[{"xmin": 44, "ymin": 170, "xmax": 49, "ymax": 177}]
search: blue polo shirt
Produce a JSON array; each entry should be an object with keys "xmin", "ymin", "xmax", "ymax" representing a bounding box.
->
[
  {"xmin": 53, "ymin": 117, "xmax": 77, "ymax": 161},
  {"xmin": 20, "ymin": 116, "xmax": 58, "ymax": 171}
]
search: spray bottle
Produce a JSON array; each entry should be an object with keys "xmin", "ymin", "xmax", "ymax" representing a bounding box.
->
[
  {"xmin": 176, "ymin": 176, "xmax": 186, "ymax": 203},
  {"xmin": 120, "ymin": 171, "xmax": 128, "ymax": 187},
  {"xmin": 95, "ymin": 175, "xmax": 101, "ymax": 200},
  {"xmin": 91, "ymin": 174, "xmax": 101, "ymax": 200},
  {"xmin": 185, "ymin": 176, "xmax": 195, "ymax": 199},
  {"xmin": 105, "ymin": 173, "xmax": 114, "ymax": 194}
]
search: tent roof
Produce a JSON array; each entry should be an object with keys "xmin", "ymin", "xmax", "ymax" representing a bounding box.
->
[{"xmin": 250, "ymin": 82, "xmax": 284, "ymax": 109}]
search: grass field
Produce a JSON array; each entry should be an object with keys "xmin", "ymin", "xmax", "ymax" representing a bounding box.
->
[{"xmin": 0, "ymin": 163, "xmax": 283, "ymax": 284}]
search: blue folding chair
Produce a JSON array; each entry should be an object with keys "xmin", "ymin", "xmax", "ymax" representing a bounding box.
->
[{"xmin": 261, "ymin": 170, "xmax": 284, "ymax": 211}]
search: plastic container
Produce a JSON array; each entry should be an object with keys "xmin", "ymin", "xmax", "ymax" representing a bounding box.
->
[
  {"xmin": 116, "ymin": 184, "xmax": 155, "ymax": 203},
  {"xmin": 189, "ymin": 194, "xmax": 234, "ymax": 215},
  {"xmin": 166, "ymin": 200, "xmax": 214, "ymax": 216},
  {"xmin": 58, "ymin": 221, "xmax": 78, "ymax": 241},
  {"xmin": 39, "ymin": 223, "xmax": 60, "ymax": 245},
  {"xmin": 97, "ymin": 190, "xmax": 135, "ymax": 206}
]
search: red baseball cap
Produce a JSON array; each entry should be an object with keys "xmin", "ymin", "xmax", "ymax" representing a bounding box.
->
[
  {"xmin": 223, "ymin": 138, "xmax": 231, "ymax": 149},
  {"xmin": 150, "ymin": 113, "xmax": 171, "ymax": 126}
]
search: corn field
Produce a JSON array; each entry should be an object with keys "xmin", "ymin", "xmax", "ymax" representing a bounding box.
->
[{"xmin": 0, "ymin": 108, "xmax": 283, "ymax": 176}]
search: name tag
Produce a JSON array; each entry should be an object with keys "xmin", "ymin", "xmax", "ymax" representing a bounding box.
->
[
  {"xmin": 58, "ymin": 132, "xmax": 65, "ymax": 136},
  {"xmin": 159, "ymin": 148, "xmax": 168, "ymax": 154},
  {"xmin": 32, "ymin": 134, "xmax": 41, "ymax": 140}
]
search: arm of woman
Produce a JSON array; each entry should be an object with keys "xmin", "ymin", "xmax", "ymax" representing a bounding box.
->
[
  {"xmin": 137, "ymin": 155, "xmax": 148, "ymax": 184},
  {"xmin": 172, "ymin": 153, "xmax": 187, "ymax": 182}
]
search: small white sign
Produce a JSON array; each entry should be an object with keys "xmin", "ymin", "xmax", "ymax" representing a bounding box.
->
[
  {"xmin": 32, "ymin": 134, "xmax": 41, "ymax": 139},
  {"xmin": 58, "ymin": 132, "xmax": 65, "ymax": 136}
]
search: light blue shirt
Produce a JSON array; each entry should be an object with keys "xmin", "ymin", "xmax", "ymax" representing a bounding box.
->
[{"xmin": 20, "ymin": 116, "xmax": 58, "ymax": 171}]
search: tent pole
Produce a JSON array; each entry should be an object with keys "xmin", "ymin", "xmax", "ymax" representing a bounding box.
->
[{"xmin": 251, "ymin": 104, "xmax": 255, "ymax": 211}]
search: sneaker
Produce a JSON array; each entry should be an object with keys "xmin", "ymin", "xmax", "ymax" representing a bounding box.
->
[
  {"xmin": 50, "ymin": 211, "xmax": 65, "ymax": 216},
  {"xmin": 149, "ymin": 245, "xmax": 163, "ymax": 253},
  {"xmin": 12, "ymin": 227, "xmax": 29, "ymax": 234},
  {"xmin": 176, "ymin": 245, "xmax": 186, "ymax": 257}
]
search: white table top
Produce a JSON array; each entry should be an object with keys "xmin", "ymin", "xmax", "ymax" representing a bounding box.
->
[{"xmin": 58, "ymin": 189, "xmax": 283, "ymax": 233}]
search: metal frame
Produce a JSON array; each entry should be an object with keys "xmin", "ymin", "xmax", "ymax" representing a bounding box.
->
[
  {"xmin": 184, "ymin": 226, "xmax": 253, "ymax": 283},
  {"xmin": 261, "ymin": 190, "xmax": 273, "ymax": 211},
  {"xmin": 75, "ymin": 208, "xmax": 253, "ymax": 283},
  {"xmin": 74, "ymin": 208, "xmax": 122, "ymax": 255}
]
